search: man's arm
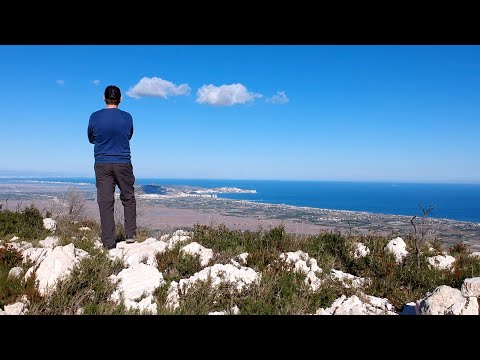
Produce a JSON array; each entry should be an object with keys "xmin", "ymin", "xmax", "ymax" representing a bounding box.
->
[
  {"xmin": 129, "ymin": 114, "xmax": 134, "ymax": 140},
  {"xmin": 87, "ymin": 118, "xmax": 95, "ymax": 144}
]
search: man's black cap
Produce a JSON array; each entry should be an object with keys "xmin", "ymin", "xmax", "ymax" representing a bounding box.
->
[{"xmin": 104, "ymin": 85, "xmax": 121, "ymax": 100}]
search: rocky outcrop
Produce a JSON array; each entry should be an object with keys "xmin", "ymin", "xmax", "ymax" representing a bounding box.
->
[
  {"xmin": 24, "ymin": 243, "xmax": 89, "ymax": 295},
  {"xmin": 8, "ymin": 266, "xmax": 24, "ymax": 279},
  {"xmin": 427, "ymin": 254, "xmax": 456, "ymax": 270},
  {"xmin": 39, "ymin": 236, "xmax": 60, "ymax": 248},
  {"xmin": 43, "ymin": 218, "xmax": 56, "ymax": 232},
  {"xmin": 166, "ymin": 263, "xmax": 260, "ymax": 311},
  {"xmin": 279, "ymin": 250, "xmax": 322, "ymax": 291},
  {"xmin": 316, "ymin": 294, "xmax": 396, "ymax": 315},
  {"xmin": 110, "ymin": 263, "xmax": 164, "ymax": 315},
  {"xmin": 384, "ymin": 237, "xmax": 409, "ymax": 263},
  {"xmin": 416, "ymin": 285, "xmax": 479, "ymax": 315},
  {"xmin": 180, "ymin": 242, "xmax": 214, "ymax": 267},
  {"xmin": 109, "ymin": 238, "xmax": 167, "ymax": 267},
  {"xmin": 353, "ymin": 242, "xmax": 370, "ymax": 258},
  {"xmin": 2, "ymin": 228, "xmax": 479, "ymax": 316},
  {"xmin": 461, "ymin": 277, "xmax": 480, "ymax": 298},
  {"xmin": 279, "ymin": 251, "xmax": 369, "ymax": 290},
  {"xmin": 330, "ymin": 269, "xmax": 369, "ymax": 288},
  {"xmin": 2, "ymin": 302, "xmax": 27, "ymax": 315}
]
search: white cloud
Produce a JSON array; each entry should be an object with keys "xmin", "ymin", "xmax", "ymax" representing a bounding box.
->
[
  {"xmin": 56, "ymin": 80, "xmax": 65, "ymax": 86},
  {"xmin": 126, "ymin": 76, "xmax": 190, "ymax": 99},
  {"xmin": 92, "ymin": 80, "xmax": 100, "ymax": 86},
  {"xmin": 266, "ymin": 91, "xmax": 289, "ymax": 104},
  {"xmin": 196, "ymin": 83, "xmax": 262, "ymax": 106}
]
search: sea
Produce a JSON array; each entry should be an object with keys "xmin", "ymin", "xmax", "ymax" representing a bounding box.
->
[{"xmin": 1, "ymin": 177, "xmax": 479, "ymax": 223}]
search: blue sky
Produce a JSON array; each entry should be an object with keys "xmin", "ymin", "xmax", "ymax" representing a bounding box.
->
[{"xmin": 0, "ymin": 45, "xmax": 479, "ymax": 183}]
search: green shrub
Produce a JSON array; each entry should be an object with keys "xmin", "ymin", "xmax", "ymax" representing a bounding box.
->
[
  {"xmin": 155, "ymin": 246, "xmax": 203, "ymax": 283},
  {"xmin": 0, "ymin": 244, "xmax": 31, "ymax": 308},
  {"xmin": 0, "ymin": 205, "xmax": 49, "ymax": 240}
]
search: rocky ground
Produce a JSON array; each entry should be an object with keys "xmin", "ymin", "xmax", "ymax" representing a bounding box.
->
[{"xmin": 2, "ymin": 218, "xmax": 480, "ymax": 315}]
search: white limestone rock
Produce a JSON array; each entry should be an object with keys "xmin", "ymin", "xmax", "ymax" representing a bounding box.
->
[
  {"xmin": 109, "ymin": 239, "xmax": 167, "ymax": 267},
  {"xmin": 461, "ymin": 297, "xmax": 479, "ymax": 315},
  {"xmin": 142, "ymin": 237, "xmax": 158, "ymax": 245},
  {"xmin": 461, "ymin": 277, "xmax": 480, "ymax": 298},
  {"xmin": 208, "ymin": 306, "xmax": 240, "ymax": 315},
  {"xmin": 8, "ymin": 266, "xmax": 24, "ymax": 279},
  {"xmin": 133, "ymin": 295, "xmax": 158, "ymax": 315},
  {"xmin": 279, "ymin": 250, "xmax": 322, "ymax": 291},
  {"xmin": 43, "ymin": 218, "xmax": 57, "ymax": 232},
  {"xmin": 316, "ymin": 294, "xmax": 396, "ymax": 315},
  {"xmin": 384, "ymin": 237, "xmax": 409, "ymax": 263},
  {"xmin": 22, "ymin": 247, "xmax": 53, "ymax": 265},
  {"xmin": 75, "ymin": 248, "xmax": 90, "ymax": 261},
  {"xmin": 166, "ymin": 229, "xmax": 191, "ymax": 249},
  {"xmin": 427, "ymin": 254, "xmax": 456, "ymax": 270},
  {"xmin": 78, "ymin": 227, "xmax": 91, "ymax": 231},
  {"xmin": 92, "ymin": 238, "xmax": 103, "ymax": 249},
  {"xmin": 469, "ymin": 252, "xmax": 480, "ymax": 258},
  {"xmin": 10, "ymin": 236, "xmax": 19, "ymax": 242},
  {"xmin": 230, "ymin": 253, "xmax": 249, "ymax": 268},
  {"xmin": 160, "ymin": 234, "xmax": 170, "ymax": 241},
  {"xmin": 180, "ymin": 242, "xmax": 214, "ymax": 267},
  {"xmin": 110, "ymin": 263, "xmax": 164, "ymax": 314},
  {"xmin": 238, "ymin": 253, "xmax": 249, "ymax": 265},
  {"xmin": 4, "ymin": 302, "xmax": 27, "ymax": 315},
  {"xmin": 178, "ymin": 263, "xmax": 260, "ymax": 296},
  {"xmin": 230, "ymin": 259, "xmax": 241, "ymax": 268},
  {"xmin": 39, "ymin": 236, "xmax": 60, "ymax": 248},
  {"xmin": 315, "ymin": 295, "xmax": 347, "ymax": 315},
  {"xmin": 166, "ymin": 281, "xmax": 181, "ymax": 311},
  {"xmin": 330, "ymin": 269, "xmax": 369, "ymax": 288},
  {"xmin": 27, "ymin": 243, "xmax": 82, "ymax": 295},
  {"xmin": 353, "ymin": 242, "xmax": 370, "ymax": 258},
  {"xmin": 416, "ymin": 285, "xmax": 472, "ymax": 315}
]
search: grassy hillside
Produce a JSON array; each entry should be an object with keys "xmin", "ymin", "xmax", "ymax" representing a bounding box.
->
[{"xmin": 1, "ymin": 203, "xmax": 480, "ymax": 315}]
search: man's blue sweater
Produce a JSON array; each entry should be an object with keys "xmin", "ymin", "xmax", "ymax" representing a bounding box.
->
[{"xmin": 88, "ymin": 108, "xmax": 133, "ymax": 163}]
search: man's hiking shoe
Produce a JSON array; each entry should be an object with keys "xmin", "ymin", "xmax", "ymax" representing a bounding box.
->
[{"xmin": 125, "ymin": 236, "xmax": 136, "ymax": 244}]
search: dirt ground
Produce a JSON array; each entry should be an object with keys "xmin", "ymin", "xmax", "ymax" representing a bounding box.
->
[{"xmin": 4, "ymin": 198, "xmax": 340, "ymax": 236}]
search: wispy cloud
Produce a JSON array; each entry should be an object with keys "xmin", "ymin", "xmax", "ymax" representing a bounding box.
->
[
  {"xmin": 126, "ymin": 76, "xmax": 190, "ymax": 99},
  {"xmin": 266, "ymin": 91, "xmax": 289, "ymax": 104},
  {"xmin": 196, "ymin": 83, "xmax": 262, "ymax": 106},
  {"xmin": 56, "ymin": 80, "xmax": 65, "ymax": 86},
  {"xmin": 92, "ymin": 80, "xmax": 100, "ymax": 86}
]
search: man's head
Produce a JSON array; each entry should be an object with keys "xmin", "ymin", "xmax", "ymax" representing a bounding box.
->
[{"xmin": 104, "ymin": 85, "xmax": 121, "ymax": 106}]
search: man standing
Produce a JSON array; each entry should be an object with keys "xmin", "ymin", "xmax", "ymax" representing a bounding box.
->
[{"xmin": 88, "ymin": 85, "xmax": 136, "ymax": 249}]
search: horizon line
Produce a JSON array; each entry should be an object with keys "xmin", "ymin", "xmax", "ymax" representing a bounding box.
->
[{"xmin": 1, "ymin": 173, "xmax": 479, "ymax": 185}]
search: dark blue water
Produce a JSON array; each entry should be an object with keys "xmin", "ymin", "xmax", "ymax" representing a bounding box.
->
[{"xmin": 1, "ymin": 177, "xmax": 479, "ymax": 223}]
